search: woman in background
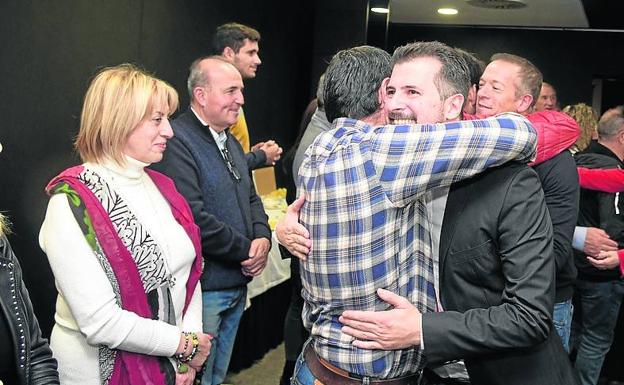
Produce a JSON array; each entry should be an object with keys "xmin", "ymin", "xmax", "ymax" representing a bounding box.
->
[
  {"xmin": 39, "ymin": 64, "xmax": 210, "ymax": 385},
  {"xmin": 562, "ymin": 103, "xmax": 599, "ymax": 154}
]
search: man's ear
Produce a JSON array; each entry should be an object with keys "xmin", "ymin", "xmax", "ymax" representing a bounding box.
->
[
  {"xmin": 444, "ymin": 93, "xmax": 465, "ymax": 120},
  {"xmin": 617, "ymin": 129, "xmax": 624, "ymax": 145},
  {"xmin": 193, "ymin": 86, "xmax": 206, "ymax": 106},
  {"xmin": 516, "ymin": 94, "xmax": 534, "ymax": 114},
  {"xmin": 378, "ymin": 77, "xmax": 390, "ymax": 109},
  {"xmin": 222, "ymin": 46, "xmax": 236, "ymax": 61}
]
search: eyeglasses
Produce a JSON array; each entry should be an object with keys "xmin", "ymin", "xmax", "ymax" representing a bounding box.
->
[{"xmin": 221, "ymin": 146, "xmax": 241, "ymax": 182}]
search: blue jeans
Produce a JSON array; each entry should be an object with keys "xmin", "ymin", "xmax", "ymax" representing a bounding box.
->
[
  {"xmin": 553, "ymin": 298, "xmax": 573, "ymax": 353},
  {"xmin": 573, "ymin": 279, "xmax": 624, "ymax": 385},
  {"xmin": 291, "ymin": 344, "xmax": 317, "ymax": 385},
  {"xmin": 200, "ymin": 287, "xmax": 247, "ymax": 385}
]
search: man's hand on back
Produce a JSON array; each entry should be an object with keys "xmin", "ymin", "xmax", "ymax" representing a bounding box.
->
[
  {"xmin": 340, "ymin": 288, "xmax": 422, "ymax": 350},
  {"xmin": 275, "ymin": 195, "xmax": 311, "ymax": 260}
]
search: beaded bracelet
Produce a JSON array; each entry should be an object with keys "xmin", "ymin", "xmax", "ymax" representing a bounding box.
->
[
  {"xmin": 175, "ymin": 332, "xmax": 199, "ymax": 363},
  {"xmin": 183, "ymin": 332, "xmax": 200, "ymax": 363},
  {"xmin": 177, "ymin": 362, "xmax": 189, "ymax": 374},
  {"xmin": 175, "ymin": 332, "xmax": 199, "ymax": 374},
  {"xmin": 175, "ymin": 332, "xmax": 191, "ymax": 362}
]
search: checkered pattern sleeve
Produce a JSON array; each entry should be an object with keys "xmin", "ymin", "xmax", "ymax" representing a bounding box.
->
[{"xmin": 370, "ymin": 113, "xmax": 537, "ymax": 207}]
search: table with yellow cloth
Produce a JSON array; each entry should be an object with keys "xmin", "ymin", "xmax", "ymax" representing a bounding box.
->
[{"xmin": 246, "ymin": 188, "xmax": 291, "ymax": 305}]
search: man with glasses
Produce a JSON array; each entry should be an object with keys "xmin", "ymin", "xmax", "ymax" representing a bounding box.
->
[{"xmin": 152, "ymin": 56, "xmax": 271, "ymax": 385}]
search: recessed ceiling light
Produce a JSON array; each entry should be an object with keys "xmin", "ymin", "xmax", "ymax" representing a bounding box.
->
[
  {"xmin": 438, "ymin": 7, "xmax": 459, "ymax": 15},
  {"xmin": 371, "ymin": 7, "xmax": 390, "ymax": 14}
]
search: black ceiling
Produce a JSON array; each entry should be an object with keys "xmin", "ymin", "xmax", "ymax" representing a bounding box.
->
[{"xmin": 582, "ymin": 0, "xmax": 624, "ymax": 30}]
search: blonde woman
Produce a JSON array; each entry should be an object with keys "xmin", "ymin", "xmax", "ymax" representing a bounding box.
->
[
  {"xmin": 39, "ymin": 65, "xmax": 211, "ymax": 385},
  {"xmin": 562, "ymin": 103, "xmax": 599, "ymax": 154}
]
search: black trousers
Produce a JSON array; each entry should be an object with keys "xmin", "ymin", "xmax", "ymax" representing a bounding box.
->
[{"xmin": 283, "ymin": 256, "xmax": 309, "ymax": 361}]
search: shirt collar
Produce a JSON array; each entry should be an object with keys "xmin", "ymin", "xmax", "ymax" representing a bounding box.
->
[
  {"xmin": 96, "ymin": 155, "xmax": 148, "ymax": 181},
  {"xmin": 190, "ymin": 107, "xmax": 227, "ymax": 149},
  {"xmin": 590, "ymin": 140, "xmax": 623, "ymax": 162},
  {"xmin": 190, "ymin": 106, "xmax": 208, "ymax": 127}
]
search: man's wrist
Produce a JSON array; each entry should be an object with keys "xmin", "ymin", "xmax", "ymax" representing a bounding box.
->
[{"xmin": 418, "ymin": 311, "xmax": 425, "ymax": 351}]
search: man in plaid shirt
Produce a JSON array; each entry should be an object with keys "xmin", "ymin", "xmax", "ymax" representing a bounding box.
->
[{"xmin": 283, "ymin": 43, "xmax": 538, "ymax": 385}]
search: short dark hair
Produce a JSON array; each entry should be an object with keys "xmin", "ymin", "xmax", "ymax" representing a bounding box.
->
[
  {"xmin": 212, "ymin": 22, "xmax": 260, "ymax": 54},
  {"xmin": 455, "ymin": 48, "xmax": 485, "ymax": 87},
  {"xmin": 542, "ymin": 81, "xmax": 556, "ymax": 93},
  {"xmin": 323, "ymin": 46, "xmax": 392, "ymax": 122},
  {"xmin": 392, "ymin": 41, "xmax": 471, "ymax": 100},
  {"xmin": 490, "ymin": 53, "xmax": 543, "ymax": 107}
]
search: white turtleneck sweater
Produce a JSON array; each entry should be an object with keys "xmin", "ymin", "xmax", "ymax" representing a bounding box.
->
[{"xmin": 39, "ymin": 157, "xmax": 202, "ymax": 384}]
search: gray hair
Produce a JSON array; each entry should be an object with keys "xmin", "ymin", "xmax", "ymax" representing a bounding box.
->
[
  {"xmin": 316, "ymin": 74, "xmax": 326, "ymax": 110},
  {"xmin": 392, "ymin": 41, "xmax": 471, "ymax": 100},
  {"xmin": 598, "ymin": 107, "xmax": 624, "ymax": 141},
  {"xmin": 323, "ymin": 46, "xmax": 392, "ymax": 122},
  {"xmin": 187, "ymin": 55, "xmax": 231, "ymax": 100}
]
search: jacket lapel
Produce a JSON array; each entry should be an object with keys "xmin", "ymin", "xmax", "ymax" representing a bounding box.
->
[{"xmin": 439, "ymin": 181, "xmax": 471, "ymax": 275}]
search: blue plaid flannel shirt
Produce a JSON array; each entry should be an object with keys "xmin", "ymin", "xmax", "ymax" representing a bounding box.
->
[{"xmin": 298, "ymin": 114, "xmax": 537, "ymax": 379}]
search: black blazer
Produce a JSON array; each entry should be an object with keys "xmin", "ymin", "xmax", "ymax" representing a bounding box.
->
[{"xmin": 422, "ymin": 163, "xmax": 578, "ymax": 385}]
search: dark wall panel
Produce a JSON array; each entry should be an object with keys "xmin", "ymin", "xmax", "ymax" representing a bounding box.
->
[
  {"xmin": 309, "ymin": 0, "xmax": 368, "ymax": 94},
  {"xmin": 0, "ymin": 0, "xmax": 330, "ymax": 336}
]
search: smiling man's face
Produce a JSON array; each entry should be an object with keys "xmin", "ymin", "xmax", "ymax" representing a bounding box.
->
[
  {"xmin": 384, "ymin": 56, "xmax": 447, "ymax": 125},
  {"xmin": 477, "ymin": 60, "xmax": 525, "ymax": 117}
]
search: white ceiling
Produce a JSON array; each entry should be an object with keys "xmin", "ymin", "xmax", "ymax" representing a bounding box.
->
[{"xmin": 389, "ymin": 0, "xmax": 589, "ymax": 28}]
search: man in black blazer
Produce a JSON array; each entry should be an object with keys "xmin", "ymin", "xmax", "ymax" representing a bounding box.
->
[
  {"xmin": 477, "ymin": 55, "xmax": 579, "ymax": 354},
  {"xmin": 416, "ymin": 163, "xmax": 574, "ymax": 385}
]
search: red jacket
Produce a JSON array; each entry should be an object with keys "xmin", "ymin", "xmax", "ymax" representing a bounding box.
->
[{"xmin": 465, "ymin": 110, "xmax": 580, "ymax": 165}]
